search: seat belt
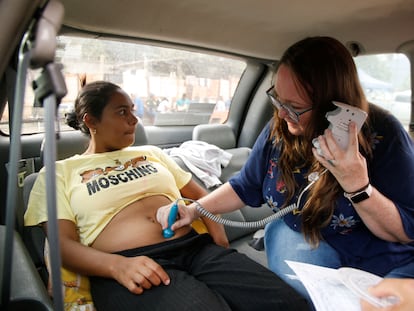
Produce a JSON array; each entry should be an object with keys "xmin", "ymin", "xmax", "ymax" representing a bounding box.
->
[
  {"xmin": 33, "ymin": 61, "xmax": 67, "ymax": 311},
  {"xmin": 1, "ymin": 35, "xmax": 33, "ymax": 309},
  {"xmin": 1, "ymin": 1, "xmax": 66, "ymax": 310}
]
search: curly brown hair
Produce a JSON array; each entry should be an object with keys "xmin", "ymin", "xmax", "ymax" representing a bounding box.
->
[{"xmin": 270, "ymin": 36, "xmax": 373, "ymax": 245}]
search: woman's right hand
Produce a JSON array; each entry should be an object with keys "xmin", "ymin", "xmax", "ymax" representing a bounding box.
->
[
  {"xmin": 56, "ymin": 220, "xmax": 170, "ymax": 295},
  {"xmin": 110, "ymin": 254, "xmax": 170, "ymax": 295},
  {"xmin": 156, "ymin": 202, "xmax": 199, "ymax": 231}
]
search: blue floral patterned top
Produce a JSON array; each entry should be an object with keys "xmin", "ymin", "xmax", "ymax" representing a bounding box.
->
[{"xmin": 229, "ymin": 105, "xmax": 414, "ymax": 276}]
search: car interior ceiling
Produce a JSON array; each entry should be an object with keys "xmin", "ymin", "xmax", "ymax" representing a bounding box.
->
[{"xmin": 58, "ymin": 0, "xmax": 414, "ymax": 59}]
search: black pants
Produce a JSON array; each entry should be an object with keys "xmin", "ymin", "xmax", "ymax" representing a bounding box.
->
[{"xmin": 90, "ymin": 231, "xmax": 310, "ymax": 311}]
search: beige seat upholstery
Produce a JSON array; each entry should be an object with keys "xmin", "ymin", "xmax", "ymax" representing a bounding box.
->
[
  {"xmin": 190, "ymin": 123, "xmax": 272, "ymax": 267},
  {"xmin": 40, "ymin": 121, "xmax": 148, "ymax": 163}
]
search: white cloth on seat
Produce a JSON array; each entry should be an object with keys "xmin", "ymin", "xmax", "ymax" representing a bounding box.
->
[{"xmin": 164, "ymin": 140, "xmax": 233, "ymax": 188}]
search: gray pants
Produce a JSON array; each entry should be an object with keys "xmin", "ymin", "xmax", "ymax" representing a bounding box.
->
[{"xmin": 90, "ymin": 231, "xmax": 310, "ymax": 311}]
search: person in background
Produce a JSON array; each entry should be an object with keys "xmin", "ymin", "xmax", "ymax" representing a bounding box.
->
[
  {"xmin": 361, "ymin": 278, "xmax": 414, "ymax": 311},
  {"xmin": 132, "ymin": 93, "xmax": 144, "ymax": 119},
  {"xmin": 175, "ymin": 93, "xmax": 190, "ymax": 111},
  {"xmin": 157, "ymin": 36, "xmax": 414, "ymax": 309},
  {"xmin": 144, "ymin": 93, "xmax": 158, "ymax": 124},
  {"xmin": 25, "ymin": 81, "xmax": 310, "ymax": 311},
  {"xmin": 157, "ymin": 97, "xmax": 170, "ymax": 113}
]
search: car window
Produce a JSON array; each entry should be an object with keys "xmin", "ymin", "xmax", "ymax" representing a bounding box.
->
[
  {"xmin": 0, "ymin": 35, "xmax": 246, "ymax": 134},
  {"xmin": 354, "ymin": 53, "xmax": 411, "ymax": 130}
]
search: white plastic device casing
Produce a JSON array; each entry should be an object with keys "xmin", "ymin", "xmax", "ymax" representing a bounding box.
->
[
  {"xmin": 313, "ymin": 101, "xmax": 367, "ymax": 155},
  {"xmin": 327, "ymin": 101, "xmax": 367, "ymax": 149}
]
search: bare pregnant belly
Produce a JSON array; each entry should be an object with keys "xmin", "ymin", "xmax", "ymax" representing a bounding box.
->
[{"xmin": 91, "ymin": 195, "xmax": 191, "ymax": 253}]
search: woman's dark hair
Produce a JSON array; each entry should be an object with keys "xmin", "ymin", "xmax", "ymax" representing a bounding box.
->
[
  {"xmin": 65, "ymin": 81, "xmax": 121, "ymax": 135},
  {"xmin": 269, "ymin": 36, "xmax": 372, "ymax": 245}
]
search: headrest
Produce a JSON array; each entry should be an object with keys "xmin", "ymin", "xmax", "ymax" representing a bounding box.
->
[
  {"xmin": 41, "ymin": 131, "xmax": 89, "ymax": 163},
  {"xmin": 192, "ymin": 124, "xmax": 236, "ymax": 149},
  {"xmin": 40, "ymin": 121, "xmax": 148, "ymax": 163},
  {"xmin": 133, "ymin": 120, "xmax": 148, "ymax": 146}
]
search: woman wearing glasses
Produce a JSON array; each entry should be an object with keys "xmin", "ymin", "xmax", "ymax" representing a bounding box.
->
[{"xmin": 158, "ymin": 36, "xmax": 414, "ymax": 308}]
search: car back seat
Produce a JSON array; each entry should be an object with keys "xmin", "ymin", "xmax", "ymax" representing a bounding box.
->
[
  {"xmin": 0, "ymin": 225, "xmax": 53, "ymax": 311},
  {"xmin": 189, "ymin": 124, "xmax": 273, "ymax": 266},
  {"xmin": 192, "ymin": 123, "xmax": 251, "ymax": 182},
  {"xmin": 22, "ymin": 121, "xmax": 270, "ymax": 290}
]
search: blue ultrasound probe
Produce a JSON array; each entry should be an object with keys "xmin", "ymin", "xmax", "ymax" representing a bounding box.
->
[{"xmin": 162, "ymin": 201, "xmax": 179, "ymax": 238}]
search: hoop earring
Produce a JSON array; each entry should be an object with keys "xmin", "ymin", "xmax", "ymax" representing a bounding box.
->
[{"xmin": 92, "ymin": 128, "xmax": 97, "ymax": 135}]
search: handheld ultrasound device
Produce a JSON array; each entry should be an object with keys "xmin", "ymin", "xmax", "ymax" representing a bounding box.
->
[{"xmin": 162, "ymin": 201, "xmax": 179, "ymax": 238}]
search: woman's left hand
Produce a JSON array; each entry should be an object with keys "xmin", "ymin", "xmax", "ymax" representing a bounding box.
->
[{"xmin": 312, "ymin": 121, "xmax": 369, "ymax": 193}]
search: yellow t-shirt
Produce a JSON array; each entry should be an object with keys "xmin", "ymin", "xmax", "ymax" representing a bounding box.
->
[
  {"xmin": 24, "ymin": 145, "xmax": 192, "ymax": 310},
  {"xmin": 25, "ymin": 145, "xmax": 192, "ymax": 246}
]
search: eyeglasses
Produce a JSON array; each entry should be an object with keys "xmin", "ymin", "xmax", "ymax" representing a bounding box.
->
[{"xmin": 266, "ymin": 85, "xmax": 313, "ymax": 123}]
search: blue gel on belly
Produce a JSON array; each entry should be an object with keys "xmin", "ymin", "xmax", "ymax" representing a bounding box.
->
[{"xmin": 163, "ymin": 202, "xmax": 178, "ymax": 238}]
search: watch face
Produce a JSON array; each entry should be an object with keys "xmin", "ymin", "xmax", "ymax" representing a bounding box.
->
[{"xmin": 351, "ymin": 192, "xmax": 370, "ymax": 203}]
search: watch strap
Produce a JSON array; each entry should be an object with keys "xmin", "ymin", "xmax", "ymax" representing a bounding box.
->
[{"xmin": 344, "ymin": 183, "xmax": 372, "ymax": 203}]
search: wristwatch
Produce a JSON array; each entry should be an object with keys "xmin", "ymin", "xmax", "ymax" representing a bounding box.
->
[{"xmin": 343, "ymin": 183, "xmax": 372, "ymax": 204}]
